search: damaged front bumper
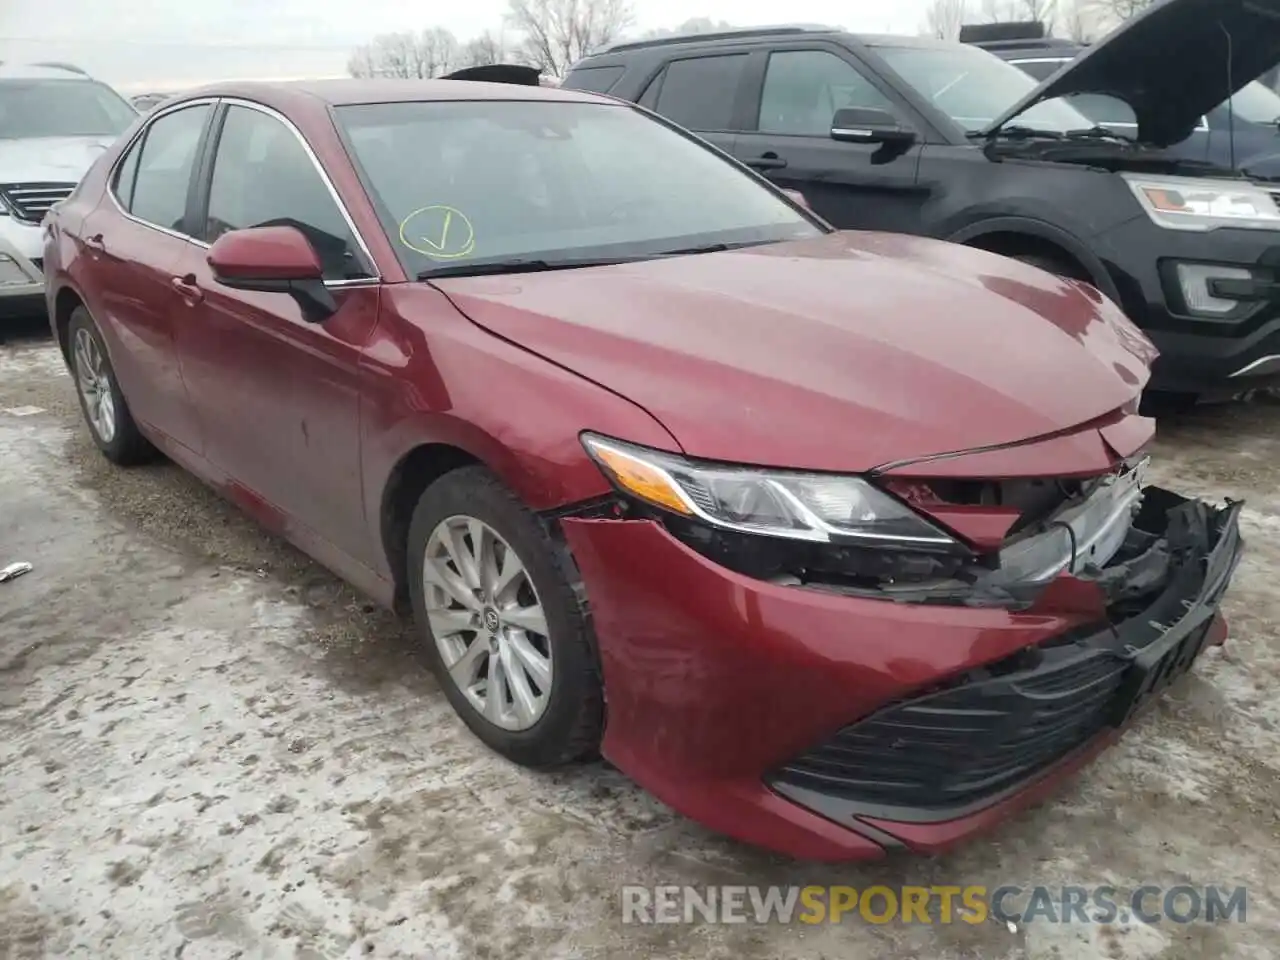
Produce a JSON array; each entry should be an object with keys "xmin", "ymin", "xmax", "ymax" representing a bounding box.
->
[
  {"xmin": 768, "ymin": 490, "xmax": 1242, "ymax": 829},
  {"xmin": 560, "ymin": 484, "xmax": 1243, "ymax": 861}
]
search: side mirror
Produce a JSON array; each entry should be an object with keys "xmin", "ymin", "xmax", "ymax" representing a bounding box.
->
[
  {"xmin": 830, "ymin": 107, "xmax": 917, "ymax": 147},
  {"xmin": 207, "ymin": 225, "xmax": 336, "ymax": 323}
]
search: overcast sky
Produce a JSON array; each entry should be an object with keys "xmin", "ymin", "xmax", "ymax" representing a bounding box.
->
[{"xmin": 0, "ymin": 0, "xmax": 937, "ymax": 91}]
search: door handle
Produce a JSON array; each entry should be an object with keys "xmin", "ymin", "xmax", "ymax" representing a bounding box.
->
[
  {"xmin": 171, "ymin": 274, "xmax": 204, "ymax": 305},
  {"xmin": 746, "ymin": 154, "xmax": 788, "ymax": 170},
  {"xmin": 84, "ymin": 232, "xmax": 105, "ymax": 258}
]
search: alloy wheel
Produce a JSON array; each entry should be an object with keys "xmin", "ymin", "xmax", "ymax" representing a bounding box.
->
[
  {"xmin": 422, "ymin": 515, "xmax": 553, "ymax": 731},
  {"xmin": 72, "ymin": 327, "xmax": 117, "ymax": 444}
]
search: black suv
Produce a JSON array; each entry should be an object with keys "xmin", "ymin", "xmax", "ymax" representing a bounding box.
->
[{"xmin": 563, "ymin": 1, "xmax": 1280, "ymax": 405}]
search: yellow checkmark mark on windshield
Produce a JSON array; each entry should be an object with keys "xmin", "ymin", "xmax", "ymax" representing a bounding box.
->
[
  {"xmin": 421, "ymin": 208, "xmax": 453, "ymax": 251},
  {"xmin": 398, "ymin": 204, "xmax": 475, "ymax": 260}
]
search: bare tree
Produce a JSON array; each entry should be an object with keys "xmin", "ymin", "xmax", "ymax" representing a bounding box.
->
[
  {"xmin": 459, "ymin": 31, "xmax": 507, "ymax": 68},
  {"xmin": 1086, "ymin": 0, "xmax": 1156, "ymax": 24},
  {"xmin": 922, "ymin": 0, "xmax": 968, "ymax": 39},
  {"xmin": 1061, "ymin": 0, "xmax": 1097, "ymax": 40},
  {"xmin": 642, "ymin": 16, "xmax": 735, "ymax": 39},
  {"xmin": 1013, "ymin": 0, "xmax": 1057, "ymax": 29},
  {"xmin": 506, "ymin": 0, "xmax": 635, "ymax": 77},
  {"xmin": 979, "ymin": 0, "xmax": 1014, "ymax": 21},
  {"xmin": 347, "ymin": 28, "xmax": 460, "ymax": 78}
]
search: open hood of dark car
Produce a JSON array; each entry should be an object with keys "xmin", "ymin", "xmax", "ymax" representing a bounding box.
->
[
  {"xmin": 983, "ymin": 0, "xmax": 1280, "ymax": 147},
  {"xmin": 442, "ymin": 64, "xmax": 542, "ymax": 85}
]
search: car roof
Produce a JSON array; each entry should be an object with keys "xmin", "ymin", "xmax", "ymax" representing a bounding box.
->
[
  {"xmin": 176, "ymin": 78, "xmax": 609, "ymax": 110},
  {"xmin": 0, "ymin": 62, "xmax": 98, "ymax": 81}
]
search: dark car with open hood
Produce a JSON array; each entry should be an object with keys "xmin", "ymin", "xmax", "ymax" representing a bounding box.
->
[
  {"xmin": 44, "ymin": 73, "xmax": 1243, "ymax": 861},
  {"xmin": 564, "ymin": 0, "xmax": 1280, "ymax": 408},
  {"xmin": 960, "ymin": 21, "xmax": 1280, "ymax": 179}
]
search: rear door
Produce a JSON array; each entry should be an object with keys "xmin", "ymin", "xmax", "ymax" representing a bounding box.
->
[
  {"xmin": 731, "ymin": 45, "xmax": 927, "ymax": 233},
  {"xmin": 77, "ymin": 100, "xmax": 213, "ymax": 451},
  {"xmin": 173, "ymin": 101, "xmax": 381, "ymax": 564}
]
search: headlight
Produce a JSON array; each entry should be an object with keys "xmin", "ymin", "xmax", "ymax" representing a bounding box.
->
[
  {"xmin": 581, "ymin": 433, "xmax": 960, "ymax": 550},
  {"xmin": 1122, "ymin": 174, "xmax": 1280, "ymax": 232}
]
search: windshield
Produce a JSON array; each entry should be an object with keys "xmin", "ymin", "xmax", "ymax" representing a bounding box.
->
[
  {"xmin": 1223, "ymin": 80, "xmax": 1280, "ymax": 124},
  {"xmin": 336, "ymin": 100, "xmax": 821, "ymax": 275},
  {"xmin": 873, "ymin": 44, "xmax": 1093, "ymax": 133},
  {"xmin": 0, "ymin": 78, "xmax": 138, "ymax": 139}
]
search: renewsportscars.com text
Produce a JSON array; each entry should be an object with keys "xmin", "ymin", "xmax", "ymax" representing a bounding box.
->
[{"xmin": 621, "ymin": 885, "xmax": 1248, "ymax": 925}]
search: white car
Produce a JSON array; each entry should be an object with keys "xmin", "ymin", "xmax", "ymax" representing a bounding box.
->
[{"xmin": 0, "ymin": 62, "xmax": 137, "ymax": 314}]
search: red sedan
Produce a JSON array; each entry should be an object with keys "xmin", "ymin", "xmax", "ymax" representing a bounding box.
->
[{"xmin": 43, "ymin": 79, "xmax": 1242, "ymax": 860}]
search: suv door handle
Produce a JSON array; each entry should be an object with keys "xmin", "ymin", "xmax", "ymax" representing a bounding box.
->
[
  {"xmin": 84, "ymin": 232, "xmax": 105, "ymax": 257},
  {"xmin": 171, "ymin": 274, "xmax": 204, "ymax": 305},
  {"xmin": 745, "ymin": 154, "xmax": 787, "ymax": 170}
]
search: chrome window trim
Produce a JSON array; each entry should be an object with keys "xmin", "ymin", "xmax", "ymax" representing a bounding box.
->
[
  {"xmin": 218, "ymin": 97, "xmax": 381, "ymax": 281},
  {"xmin": 105, "ymin": 95, "xmax": 383, "ymax": 284},
  {"xmin": 106, "ymin": 97, "xmax": 219, "ymax": 247}
]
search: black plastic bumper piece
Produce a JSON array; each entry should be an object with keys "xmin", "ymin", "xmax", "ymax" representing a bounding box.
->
[{"xmin": 767, "ymin": 493, "xmax": 1243, "ymax": 825}]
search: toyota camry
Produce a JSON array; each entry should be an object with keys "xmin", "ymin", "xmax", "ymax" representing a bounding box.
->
[{"xmin": 42, "ymin": 78, "xmax": 1243, "ymax": 860}]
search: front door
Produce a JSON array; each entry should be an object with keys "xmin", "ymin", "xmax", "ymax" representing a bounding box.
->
[
  {"xmin": 173, "ymin": 102, "xmax": 381, "ymax": 566},
  {"xmin": 732, "ymin": 47, "xmax": 926, "ymax": 234}
]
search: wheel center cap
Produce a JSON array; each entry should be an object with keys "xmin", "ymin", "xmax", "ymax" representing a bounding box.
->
[{"xmin": 482, "ymin": 607, "xmax": 501, "ymax": 632}]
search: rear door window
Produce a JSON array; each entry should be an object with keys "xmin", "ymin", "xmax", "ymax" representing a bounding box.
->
[
  {"xmin": 653, "ymin": 54, "xmax": 748, "ymax": 131},
  {"xmin": 127, "ymin": 103, "xmax": 210, "ymax": 234}
]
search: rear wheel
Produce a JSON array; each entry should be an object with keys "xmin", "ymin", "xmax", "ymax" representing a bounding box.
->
[
  {"xmin": 407, "ymin": 466, "xmax": 603, "ymax": 767},
  {"xmin": 67, "ymin": 306, "xmax": 155, "ymax": 465}
]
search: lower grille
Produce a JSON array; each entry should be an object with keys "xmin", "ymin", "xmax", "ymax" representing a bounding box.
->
[
  {"xmin": 770, "ymin": 646, "xmax": 1130, "ymax": 812},
  {"xmin": 0, "ymin": 182, "xmax": 75, "ymax": 224}
]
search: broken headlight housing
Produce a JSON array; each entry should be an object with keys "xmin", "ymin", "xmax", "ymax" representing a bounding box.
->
[{"xmin": 580, "ymin": 433, "xmax": 965, "ymax": 560}]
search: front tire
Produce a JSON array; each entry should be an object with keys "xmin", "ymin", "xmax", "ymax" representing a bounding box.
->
[
  {"xmin": 407, "ymin": 466, "xmax": 603, "ymax": 768},
  {"xmin": 67, "ymin": 306, "xmax": 155, "ymax": 465}
]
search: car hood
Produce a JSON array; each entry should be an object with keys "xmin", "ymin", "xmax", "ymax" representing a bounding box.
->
[
  {"xmin": 0, "ymin": 135, "xmax": 115, "ymax": 184},
  {"xmin": 983, "ymin": 0, "xmax": 1280, "ymax": 147},
  {"xmin": 435, "ymin": 232, "xmax": 1156, "ymax": 473}
]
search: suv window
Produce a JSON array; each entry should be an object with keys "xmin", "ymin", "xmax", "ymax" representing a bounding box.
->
[
  {"xmin": 205, "ymin": 104, "xmax": 370, "ymax": 280},
  {"xmin": 654, "ymin": 54, "xmax": 747, "ymax": 130},
  {"xmin": 758, "ymin": 50, "xmax": 896, "ymax": 136},
  {"xmin": 563, "ymin": 65, "xmax": 624, "ymax": 94},
  {"xmin": 127, "ymin": 104, "xmax": 210, "ymax": 233}
]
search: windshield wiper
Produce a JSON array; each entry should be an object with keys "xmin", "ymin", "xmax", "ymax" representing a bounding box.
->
[
  {"xmin": 417, "ymin": 257, "xmax": 636, "ymax": 280},
  {"xmin": 652, "ymin": 240, "xmax": 778, "ymax": 258},
  {"xmin": 970, "ymin": 125, "xmax": 1065, "ymax": 141},
  {"xmin": 1064, "ymin": 125, "xmax": 1135, "ymax": 144}
]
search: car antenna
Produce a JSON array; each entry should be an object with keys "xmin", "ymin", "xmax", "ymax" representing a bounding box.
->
[{"xmin": 1221, "ymin": 21, "xmax": 1237, "ymax": 171}]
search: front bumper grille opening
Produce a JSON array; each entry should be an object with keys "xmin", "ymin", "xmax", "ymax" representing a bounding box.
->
[{"xmin": 772, "ymin": 648, "xmax": 1128, "ymax": 811}]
